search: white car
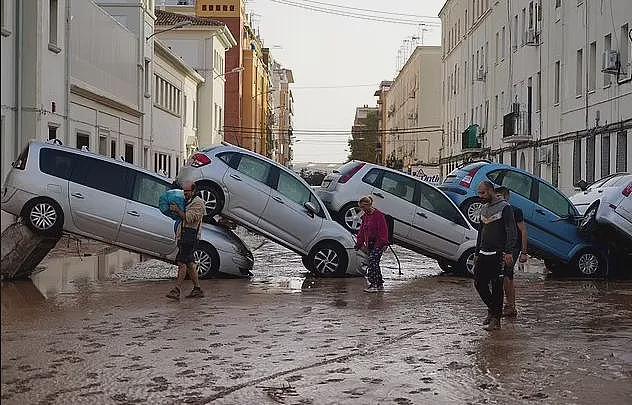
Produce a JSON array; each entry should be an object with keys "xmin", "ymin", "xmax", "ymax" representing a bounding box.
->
[
  {"xmin": 317, "ymin": 161, "xmax": 478, "ymax": 274},
  {"xmin": 1, "ymin": 141, "xmax": 254, "ymax": 279},
  {"xmin": 571, "ymin": 172, "xmax": 632, "ymax": 243},
  {"xmin": 175, "ymin": 143, "xmax": 364, "ymax": 277}
]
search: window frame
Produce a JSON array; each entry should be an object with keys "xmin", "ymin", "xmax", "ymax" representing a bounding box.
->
[
  {"xmin": 535, "ymin": 180, "xmax": 576, "ymax": 217},
  {"xmin": 233, "ymin": 153, "xmax": 275, "ymax": 187},
  {"xmin": 71, "ymin": 155, "xmax": 134, "ymax": 199},
  {"xmin": 496, "ymin": 169, "xmax": 535, "ymax": 200},
  {"xmin": 416, "ymin": 181, "xmax": 468, "ymax": 227},
  {"xmin": 375, "ymin": 170, "xmax": 417, "ymax": 205}
]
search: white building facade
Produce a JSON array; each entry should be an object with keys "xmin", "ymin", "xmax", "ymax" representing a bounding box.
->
[
  {"xmin": 152, "ymin": 40, "xmax": 204, "ymax": 177},
  {"xmin": 439, "ymin": 0, "xmax": 632, "ymax": 196},
  {"xmin": 155, "ymin": 10, "xmax": 237, "ymax": 149},
  {"xmin": 270, "ymin": 62, "xmax": 295, "ymax": 167},
  {"xmin": 383, "ymin": 46, "xmax": 443, "ymax": 178}
]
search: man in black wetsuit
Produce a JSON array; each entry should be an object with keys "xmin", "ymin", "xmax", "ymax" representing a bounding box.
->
[{"xmin": 474, "ymin": 181, "xmax": 517, "ymax": 331}]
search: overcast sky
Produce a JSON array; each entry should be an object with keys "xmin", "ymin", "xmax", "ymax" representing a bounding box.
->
[{"xmin": 248, "ymin": 0, "xmax": 445, "ymax": 163}]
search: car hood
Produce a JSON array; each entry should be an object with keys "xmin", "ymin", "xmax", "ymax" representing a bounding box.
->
[{"xmin": 200, "ymin": 224, "xmax": 253, "ymax": 258}]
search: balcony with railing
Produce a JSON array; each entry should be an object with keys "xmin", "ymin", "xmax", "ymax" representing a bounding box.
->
[{"xmin": 503, "ymin": 104, "xmax": 532, "ymax": 143}]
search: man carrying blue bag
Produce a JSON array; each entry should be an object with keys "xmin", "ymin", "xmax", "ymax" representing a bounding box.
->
[{"xmin": 163, "ymin": 181, "xmax": 206, "ymax": 300}]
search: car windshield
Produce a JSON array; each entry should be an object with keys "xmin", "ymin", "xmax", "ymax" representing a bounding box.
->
[
  {"xmin": 587, "ymin": 173, "xmax": 629, "ymax": 190},
  {"xmin": 334, "ymin": 161, "xmax": 363, "ymax": 175}
]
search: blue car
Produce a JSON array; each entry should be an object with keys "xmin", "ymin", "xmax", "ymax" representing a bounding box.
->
[{"xmin": 439, "ymin": 161, "xmax": 606, "ymax": 277}]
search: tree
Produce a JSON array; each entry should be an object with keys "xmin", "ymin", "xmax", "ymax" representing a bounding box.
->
[{"xmin": 347, "ymin": 110, "xmax": 378, "ymax": 163}]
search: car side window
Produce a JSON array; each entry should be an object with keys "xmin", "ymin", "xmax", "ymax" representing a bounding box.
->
[
  {"xmin": 236, "ymin": 154, "xmax": 271, "ymax": 183},
  {"xmin": 362, "ymin": 169, "xmax": 381, "ymax": 186},
  {"xmin": 132, "ymin": 173, "xmax": 170, "ymax": 208},
  {"xmin": 73, "ymin": 157, "xmax": 131, "ymax": 198},
  {"xmin": 277, "ymin": 170, "xmax": 311, "ymax": 206},
  {"xmin": 486, "ymin": 170, "xmax": 502, "ymax": 184},
  {"xmin": 418, "ymin": 182, "xmax": 466, "ymax": 225},
  {"xmin": 500, "ymin": 170, "xmax": 532, "ymax": 198},
  {"xmin": 39, "ymin": 148, "xmax": 75, "ymax": 180},
  {"xmin": 218, "ymin": 152, "xmax": 236, "ymax": 167},
  {"xmin": 379, "ymin": 171, "xmax": 416, "ymax": 203},
  {"xmin": 538, "ymin": 181, "xmax": 572, "ymax": 217}
]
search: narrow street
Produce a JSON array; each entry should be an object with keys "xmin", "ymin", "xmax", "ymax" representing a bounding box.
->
[{"xmin": 2, "ymin": 236, "xmax": 631, "ymax": 404}]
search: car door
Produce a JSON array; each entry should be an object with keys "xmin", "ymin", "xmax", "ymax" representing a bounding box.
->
[
  {"xmin": 222, "ymin": 153, "xmax": 273, "ymax": 227},
  {"xmin": 372, "ymin": 170, "xmax": 416, "ymax": 243},
  {"xmin": 68, "ymin": 156, "xmax": 131, "ymax": 242},
  {"xmin": 117, "ymin": 171, "xmax": 177, "ymax": 257},
  {"xmin": 408, "ymin": 181, "xmax": 469, "ymax": 259},
  {"xmin": 532, "ymin": 180, "xmax": 579, "ymax": 260},
  {"xmin": 262, "ymin": 168, "xmax": 325, "ymax": 252}
]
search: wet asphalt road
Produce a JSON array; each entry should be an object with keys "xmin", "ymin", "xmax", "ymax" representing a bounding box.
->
[{"xmin": 1, "ymin": 237, "xmax": 632, "ymax": 404}]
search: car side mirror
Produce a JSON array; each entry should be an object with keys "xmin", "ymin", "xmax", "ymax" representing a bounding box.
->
[
  {"xmin": 576, "ymin": 179, "xmax": 588, "ymax": 191},
  {"xmin": 304, "ymin": 201, "xmax": 319, "ymax": 215}
]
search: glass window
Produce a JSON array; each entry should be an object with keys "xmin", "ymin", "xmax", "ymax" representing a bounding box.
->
[
  {"xmin": 379, "ymin": 171, "xmax": 416, "ymax": 203},
  {"xmin": 74, "ymin": 157, "xmax": 131, "ymax": 198},
  {"xmin": 236, "ymin": 154, "xmax": 270, "ymax": 183},
  {"xmin": 501, "ymin": 170, "xmax": 532, "ymax": 198},
  {"xmin": 486, "ymin": 170, "xmax": 502, "ymax": 184},
  {"xmin": 418, "ymin": 182, "xmax": 464, "ymax": 224},
  {"xmin": 277, "ymin": 170, "xmax": 311, "ymax": 206},
  {"xmin": 132, "ymin": 173, "xmax": 169, "ymax": 208},
  {"xmin": 362, "ymin": 168, "xmax": 381, "ymax": 186},
  {"xmin": 538, "ymin": 182, "xmax": 572, "ymax": 217},
  {"xmin": 39, "ymin": 148, "xmax": 75, "ymax": 180}
]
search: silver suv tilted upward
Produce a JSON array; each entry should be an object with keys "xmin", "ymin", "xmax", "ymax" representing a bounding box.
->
[
  {"xmin": 1, "ymin": 141, "xmax": 253, "ymax": 278},
  {"xmin": 175, "ymin": 143, "xmax": 364, "ymax": 277},
  {"xmin": 316, "ymin": 161, "xmax": 478, "ymax": 274}
]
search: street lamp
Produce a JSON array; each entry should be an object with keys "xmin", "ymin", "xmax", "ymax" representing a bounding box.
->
[
  {"xmin": 214, "ymin": 66, "xmax": 244, "ymax": 79},
  {"xmin": 146, "ymin": 20, "xmax": 192, "ymax": 41}
]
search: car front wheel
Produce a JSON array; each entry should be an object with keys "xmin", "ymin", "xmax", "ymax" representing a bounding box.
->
[
  {"xmin": 308, "ymin": 242, "xmax": 348, "ymax": 277},
  {"xmin": 456, "ymin": 249, "xmax": 477, "ymax": 276},
  {"xmin": 23, "ymin": 199, "xmax": 63, "ymax": 236},
  {"xmin": 193, "ymin": 242, "xmax": 220, "ymax": 279},
  {"xmin": 572, "ymin": 249, "xmax": 604, "ymax": 278}
]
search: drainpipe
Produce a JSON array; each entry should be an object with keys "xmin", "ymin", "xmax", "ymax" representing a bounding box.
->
[
  {"xmin": 65, "ymin": 0, "xmax": 71, "ymax": 144},
  {"xmin": 15, "ymin": 0, "xmax": 23, "ymax": 157}
]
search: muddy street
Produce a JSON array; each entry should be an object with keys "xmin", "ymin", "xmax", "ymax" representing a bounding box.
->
[{"xmin": 2, "ymin": 237, "xmax": 632, "ymax": 404}]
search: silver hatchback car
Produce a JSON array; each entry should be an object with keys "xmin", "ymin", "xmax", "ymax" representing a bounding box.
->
[
  {"xmin": 175, "ymin": 143, "xmax": 363, "ymax": 277},
  {"xmin": 317, "ymin": 161, "xmax": 478, "ymax": 274},
  {"xmin": 1, "ymin": 141, "xmax": 254, "ymax": 278}
]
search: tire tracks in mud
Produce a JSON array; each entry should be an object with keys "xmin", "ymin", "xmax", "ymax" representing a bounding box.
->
[{"xmin": 199, "ymin": 329, "xmax": 422, "ymax": 402}]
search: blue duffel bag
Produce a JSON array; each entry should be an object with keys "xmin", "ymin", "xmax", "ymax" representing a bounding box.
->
[{"xmin": 159, "ymin": 189, "xmax": 186, "ymax": 221}]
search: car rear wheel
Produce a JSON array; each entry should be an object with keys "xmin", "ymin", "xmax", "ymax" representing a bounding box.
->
[
  {"xmin": 193, "ymin": 242, "xmax": 220, "ymax": 279},
  {"xmin": 23, "ymin": 199, "xmax": 63, "ymax": 236},
  {"xmin": 338, "ymin": 202, "xmax": 362, "ymax": 233},
  {"xmin": 572, "ymin": 249, "xmax": 604, "ymax": 278},
  {"xmin": 308, "ymin": 242, "xmax": 348, "ymax": 277},
  {"xmin": 461, "ymin": 198, "xmax": 483, "ymax": 228},
  {"xmin": 197, "ymin": 183, "xmax": 225, "ymax": 219},
  {"xmin": 578, "ymin": 202, "xmax": 598, "ymax": 234}
]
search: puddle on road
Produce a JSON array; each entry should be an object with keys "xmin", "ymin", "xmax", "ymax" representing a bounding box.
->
[{"xmin": 30, "ymin": 249, "xmax": 140, "ymax": 298}]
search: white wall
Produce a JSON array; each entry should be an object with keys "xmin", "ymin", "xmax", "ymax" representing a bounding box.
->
[{"xmin": 440, "ymin": 0, "xmax": 632, "ymax": 194}]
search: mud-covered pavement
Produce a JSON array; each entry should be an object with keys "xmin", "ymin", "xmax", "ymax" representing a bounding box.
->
[{"xmin": 2, "ymin": 236, "xmax": 632, "ymax": 404}]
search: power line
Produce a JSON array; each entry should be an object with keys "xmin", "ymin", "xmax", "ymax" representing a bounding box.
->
[
  {"xmin": 291, "ymin": 84, "xmax": 380, "ymax": 89},
  {"xmin": 293, "ymin": 0, "xmax": 441, "ymax": 19},
  {"xmin": 268, "ymin": 0, "xmax": 440, "ymax": 26}
]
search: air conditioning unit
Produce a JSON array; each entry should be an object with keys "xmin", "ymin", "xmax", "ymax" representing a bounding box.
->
[
  {"xmin": 526, "ymin": 28, "xmax": 538, "ymax": 45},
  {"xmin": 538, "ymin": 147, "xmax": 552, "ymax": 165},
  {"xmin": 475, "ymin": 67, "xmax": 486, "ymax": 81},
  {"xmin": 602, "ymin": 50, "xmax": 620, "ymax": 74}
]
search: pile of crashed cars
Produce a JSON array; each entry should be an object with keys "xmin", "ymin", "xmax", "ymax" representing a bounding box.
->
[{"xmin": 3, "ymin": 140, "xmax": 630, "ymax": 280}]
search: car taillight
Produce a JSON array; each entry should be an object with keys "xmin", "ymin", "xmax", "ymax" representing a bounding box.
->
[
  {"xmin": 623, "ymin": 182, "xmax": 632, "ymax": 197},
  {"xmin": 190, "ymin": 153, "xmax": 211, "ymax": 168},
  {"xmin": 459, "ymin": 167, "xmax": 481, "ymax": 188},
  {"xmin": 338, "ymin": 163, "xmax": 365, "ymax": 184}
]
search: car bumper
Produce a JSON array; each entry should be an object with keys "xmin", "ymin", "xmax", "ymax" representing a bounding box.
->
[
  {"xmin": 345, "ymin": 249, "xmax": 366, "ymax": 276},
  {"xmin": 1, "ymin": 186, "xmax": 35, "ymax": 217},
  {"xmin": 216, "ymin": 247, "xmax": 254, "ymax": 277},
  {"xmin": 316, "ymin": 189, "xmax": 347, "ymax": 212}
]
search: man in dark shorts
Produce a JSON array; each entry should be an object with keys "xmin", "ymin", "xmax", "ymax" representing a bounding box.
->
[
  {"xmin": 496, "ymin": 186, "xmax": 528, "ymax": 318},
  {"xmin": 473, "ymin": 181, "xmax": 517, "ymax": 331},
  {"xmin": 166, "ymin": 181, "xmax": 206, "ymax": 300}
]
